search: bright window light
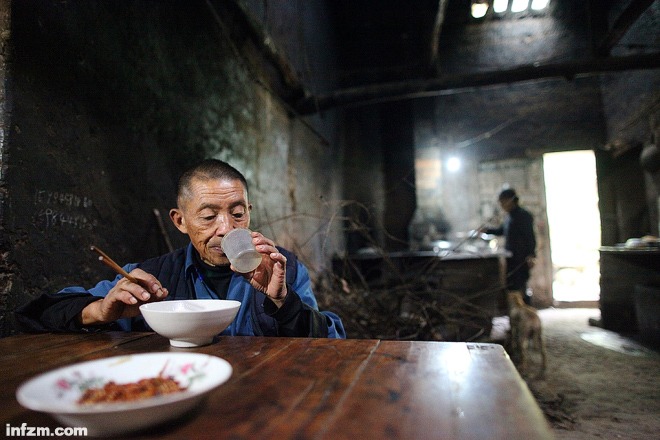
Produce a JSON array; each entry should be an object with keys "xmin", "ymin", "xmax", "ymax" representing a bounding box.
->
[
  {"xmin": 447, "ymin": 157, "xmax": 461, "ymax": 172},
  {"xmin": 531, "ymin": 0, "xmax": 549, "ymax": 10},
  {"xmin": 471, "ymin": 2, "xmax": 489, "ymax": 18},
  {"xmin": 493, "ymin": 0, "xmax": 508, "ymax": 13},
  {"xmin": 511, "ymin": 0, "xmax": 529, "ymax": 13}
]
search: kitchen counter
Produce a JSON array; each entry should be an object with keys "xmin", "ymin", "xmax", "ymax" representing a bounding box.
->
[
  {"xmin": 599, "ymin": 246, "xmax": 660, "ymax": 334},
  {"xmin": 333, "ymin": 250, "xmax": 509, "ymax": 340}
]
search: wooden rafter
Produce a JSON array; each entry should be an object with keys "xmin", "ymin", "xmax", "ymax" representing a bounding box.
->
[
  {"xmin": 295, "ymin": 53, "xmax": 660, "ymax": 114},
  {"xmin": 598, "ymin": 0, "xmax": 656, "ymax": 56}
]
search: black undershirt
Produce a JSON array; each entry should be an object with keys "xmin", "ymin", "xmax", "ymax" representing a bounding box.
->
[{"xmin": 192, "ymin": 251, "xmax": 233, "ymax": 300}]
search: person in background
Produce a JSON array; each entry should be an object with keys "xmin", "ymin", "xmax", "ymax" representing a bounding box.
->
[
  {"xmin": 481, "ymin": 188, "xmax": 536, "ymax": 305},
  {"xmin": 16, "ymin": 159, "xmax": 345, "ymax": 338}
]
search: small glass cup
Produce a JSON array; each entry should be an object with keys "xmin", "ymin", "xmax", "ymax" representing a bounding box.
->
[{"xmin": 221, "ymin": 228, "xmax": 262, "ymax": 273}]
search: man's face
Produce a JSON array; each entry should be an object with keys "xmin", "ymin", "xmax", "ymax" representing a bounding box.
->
[
  {"xmin": 498, "ymin": 196, "xmax": 516, "ymax": 213},
  {"xmin": 170, "ymin": 177, "xmax": 251, "ymax": 266}
]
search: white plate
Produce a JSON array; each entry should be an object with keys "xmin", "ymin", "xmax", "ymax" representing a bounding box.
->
[{"xmin": 16, "ymin": 352, "xmax": 232, "ymax": 436}]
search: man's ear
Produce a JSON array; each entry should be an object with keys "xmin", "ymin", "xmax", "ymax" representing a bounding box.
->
[{"xmin": 169, "ymin": 208, "xmax": 188, "ymax": 234}]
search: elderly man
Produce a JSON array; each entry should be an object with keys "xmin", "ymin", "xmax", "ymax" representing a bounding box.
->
[{"xmin": 16, "ymin": 159, "xmax": 345, "ymax": 338}]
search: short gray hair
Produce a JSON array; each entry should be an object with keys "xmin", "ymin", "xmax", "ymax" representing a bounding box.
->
[{"xmin": 177, "ymin": 159, "xmax": 249, "ymax": 207}]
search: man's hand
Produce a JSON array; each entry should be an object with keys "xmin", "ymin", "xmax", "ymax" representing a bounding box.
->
[
  {"xmin": 79, "ymin": 268, "xmax": 168, "ymax": 325},
  {"xmin": 236, "ymin": 231, "xmax": 288, "ymax": 308},
  {"xmin": 526, "ymin": 256, "xmax": 536, "ymax": 269}
]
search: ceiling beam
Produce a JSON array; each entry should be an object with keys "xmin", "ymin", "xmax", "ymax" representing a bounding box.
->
[
  {"xmin": 429, "ymin": 0, "xmax": 449, "ymax": 73},
  {"xmin": 295, "ymin": 53, "xmax": 660, "ymax": 115},
  {"xmin": 598, "ymin": 0, "xmax": 656, "ymax": 56}
]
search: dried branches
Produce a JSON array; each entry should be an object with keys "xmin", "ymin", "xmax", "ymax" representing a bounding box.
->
[{"xmin": 316, "ymin": 249, "xmax": 504, "ymax": 342}]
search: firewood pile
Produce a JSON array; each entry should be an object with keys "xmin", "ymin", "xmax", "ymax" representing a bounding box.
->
[{"xmin": 314, "ymin": 254, "xmax": 501, "ymax": 342}]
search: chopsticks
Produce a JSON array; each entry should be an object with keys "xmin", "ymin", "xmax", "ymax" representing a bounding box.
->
[{"xmin": 90, "ymin": 245, "xmax": 138, "ymax": 283}]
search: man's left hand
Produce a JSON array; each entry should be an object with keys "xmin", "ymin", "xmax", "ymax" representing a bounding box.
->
[
  {"xmin": 526, "ymin": 256, "xmax": 536, "ymax": 269},
  {"xmin": 235, "ymin": 231, "xmax": 288, "ymax": 308}
]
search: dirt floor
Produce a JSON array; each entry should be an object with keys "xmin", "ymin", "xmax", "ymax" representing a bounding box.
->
[{"xmin": 491, "ymin": 307, "xmax": 660, "ymax": 440}]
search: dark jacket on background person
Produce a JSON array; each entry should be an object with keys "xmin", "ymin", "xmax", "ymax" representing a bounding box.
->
[{"xmin": 484, "ymin": 205, "xmax": 536, "ymax": 292}]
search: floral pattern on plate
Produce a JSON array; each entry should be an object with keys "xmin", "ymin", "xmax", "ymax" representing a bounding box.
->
[{"xmin": 52, "ymin": 357, "xmax": 210, "ymax": 400}]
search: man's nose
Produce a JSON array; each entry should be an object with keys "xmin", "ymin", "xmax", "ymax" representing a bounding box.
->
[{"xmin": 213, "ymin": 215, "xmax": 234, "ymax": 236}]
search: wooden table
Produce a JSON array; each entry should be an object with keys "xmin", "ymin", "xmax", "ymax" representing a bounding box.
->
[{"xmin": 0, "ymin": 333, "xmax": 553, "ymax": 439}]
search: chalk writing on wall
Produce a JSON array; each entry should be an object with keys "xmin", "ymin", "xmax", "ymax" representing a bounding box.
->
[
  {"xmin": 33, "ymin": 189, "xmax": 97, "ymax": 230},
  {"xmin": 34, "ymin": 190, "xmax": 93, "ymax": 208}
]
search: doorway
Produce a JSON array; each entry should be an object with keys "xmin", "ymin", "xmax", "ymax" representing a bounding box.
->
[{"xmin": 543, "ymin": 151, "xmax": 601, "ymax": 302}]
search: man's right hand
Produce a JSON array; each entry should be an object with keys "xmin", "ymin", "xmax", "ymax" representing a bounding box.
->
[{"xmin": 78, "ymin": 268, "xmax": 168, "ymax": 325}]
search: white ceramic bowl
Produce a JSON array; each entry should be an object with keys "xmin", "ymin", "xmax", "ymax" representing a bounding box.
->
[
  {"xmin": 140, "ymin": 300, "xmax": 241, "ymax": 347},
  {"xmin": 16, "ymin": 352, "xmax": 232, "ymax": 437}
]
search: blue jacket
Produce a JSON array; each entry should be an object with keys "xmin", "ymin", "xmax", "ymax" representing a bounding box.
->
[{"xmin": 17, "ymin": 243, "xmax": 345, "ymax": 339}]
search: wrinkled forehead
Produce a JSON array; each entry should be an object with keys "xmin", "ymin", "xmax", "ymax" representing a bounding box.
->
[{"xmin": 179, "ymin": 176, "xmax": 248, "ymax": 207}]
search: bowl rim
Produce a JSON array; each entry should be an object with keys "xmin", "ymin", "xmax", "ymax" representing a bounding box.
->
[{"xmin": 139, "ymin": 299, "xmax": 241, "ymax": 314}]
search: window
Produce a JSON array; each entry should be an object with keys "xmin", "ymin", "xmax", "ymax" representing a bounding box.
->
[
  {"xmin": 471, "ymin": 1, "xmax": 489, "ymax": 18},
  {"xmin": 493, "ymin": 0, "xmax": 508, "ymax": 14},
  {"xmin": 531, "ymin": 0, "xmax": 550, "ymax": 11},
  {"xmin": 511, "ymin": 0, "xmax": 529, "ymax": 13},
  {"xmin": 471, "ymin": 0, "xmax": 550, "ymax": 19}
]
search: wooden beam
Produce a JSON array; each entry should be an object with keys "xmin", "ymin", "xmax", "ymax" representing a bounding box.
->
[
  {"xmin": 429, "ymin": 0, "xmax": 449, "ymax": 72},
  {"xmin": 598, "ymin": 0, "xmax": 656, "ymax": 56},
  {"xmin": 295, "ymin": 53, "xmax": 660, "ymax": 114}
]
